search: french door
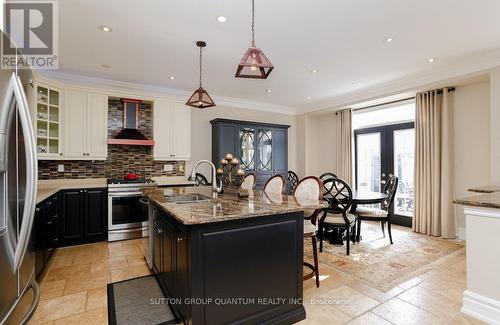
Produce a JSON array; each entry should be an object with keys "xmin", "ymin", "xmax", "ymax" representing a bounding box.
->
[{"xmin": 354, "ymin": 122, "xmax": 415, "ymax": 226}]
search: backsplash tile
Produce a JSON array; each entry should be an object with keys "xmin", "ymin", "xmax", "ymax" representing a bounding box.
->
[{"xmin": 38, "ymin": 98, "xmax": 185, "ymax": 180}]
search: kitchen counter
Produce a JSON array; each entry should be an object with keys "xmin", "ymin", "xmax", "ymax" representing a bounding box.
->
[
  {"xmin": 144, "ymin": 186, "xmax": 328, "ymax": 225},
  {"xmin": 468, "ymin": 185, "xmax": 500, "ymax": 193},
  {"xmin": 37, "ymin": 178, "xmax": 107, "ymax": 203},
  {"xmin": 147, "ymin": 185, "xmax": 324, "ymax": 324},
  {"xmin": 454, "ymin": 191, "xmax": 500, "ymax": 209}
]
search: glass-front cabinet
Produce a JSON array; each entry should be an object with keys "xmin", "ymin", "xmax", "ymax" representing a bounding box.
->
[
  {"xmin": 212, "ymin": 119, "xmax": 289, "ymax": 190},
  {"xmin": 35, "ymin": 84, "xmax": 61, "ymax": 158}
]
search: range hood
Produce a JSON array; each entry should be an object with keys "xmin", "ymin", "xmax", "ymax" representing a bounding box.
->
[{"xmin": 108, "ymin": 98, "xmax": 155, "ymax": 146}]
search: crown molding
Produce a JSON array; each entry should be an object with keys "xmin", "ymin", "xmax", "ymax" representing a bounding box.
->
[
  {"xmin": 37, "ymin": 71, "xmax": 298, "ymax": 115},
  {"xmin": 298, "ymin": 47, "xmax": 500, "ymax": 115}
]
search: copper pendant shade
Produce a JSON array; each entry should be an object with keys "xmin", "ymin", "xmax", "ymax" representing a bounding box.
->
[
  {"xmin": 186, "ymin": 41, "xmax": 216, "ymax": 109},
  {"xmin": 235, "ymin": 0, "xmax": 274, "ymax": 79}
]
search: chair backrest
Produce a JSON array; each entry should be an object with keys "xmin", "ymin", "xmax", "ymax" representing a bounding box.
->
[
  {"xmin": 240, "ymin": 173, "xmax": 256, "ymax": 191},
  {"xmin": 382, "ymin": 175, "xmax": 399, "ymax": 210},
  {"xmin": 319, "ymin": 172, "xmax": 338, "ymax": 196},
  {"xmin": 287, "ymin": 170, "xmax": 299, "ymax": 194},
  {"xmin": 293, "ymin": 176, "xmax": 323, "ymax": 221},
  {"xmin": 322, "ymin": 177, "xmax": 353, "ymax": 214},
  {"xmin": 319, "ymin": 172, "xmax": 338, "ymax": 182},
  {"xmin": 195, "ymin": 173, "xmax": 210, "ymax": 186},
  {"xmin": 263, "ymin": 174, "xmax": 285, "ymax": 195}
]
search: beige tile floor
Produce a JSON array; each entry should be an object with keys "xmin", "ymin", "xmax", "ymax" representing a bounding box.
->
[{"xmin": 29, "ymin": 225, "xmax": 484, "ymax": 325}]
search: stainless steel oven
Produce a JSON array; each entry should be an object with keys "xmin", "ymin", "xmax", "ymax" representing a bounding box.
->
[{"xmin": 107, "ymin": 179, "xmax": 157, "ymax": 241}]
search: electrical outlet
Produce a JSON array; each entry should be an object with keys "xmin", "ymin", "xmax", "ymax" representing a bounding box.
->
[
  {"xmin": 163, "ymin": 164, "xmax": 174, "ymax": 172},
  {"xmin": 57, "ymin": 164, "xmax": 64, "ymax": 172}
]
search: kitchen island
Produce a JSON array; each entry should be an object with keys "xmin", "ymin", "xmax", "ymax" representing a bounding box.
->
[
  {"xmin": 144, "ymin": 186, "xmax": 327, "ymax": 325},
  {"xmin": 454, "ymin": 192, "xmax": 500, "ymax": 324}
]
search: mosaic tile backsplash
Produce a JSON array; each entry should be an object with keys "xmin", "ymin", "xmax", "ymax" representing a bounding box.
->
[{"xmin": 38, "ymin": 99, "xmax": 185, "ymax": 180}]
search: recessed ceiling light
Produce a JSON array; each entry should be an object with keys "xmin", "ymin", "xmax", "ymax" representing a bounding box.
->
[
  {"xmin": 427, "ymin": 58, "xmax": 436, "ymax": 63},
  {"xmin": 307, "ymin": 96, "xmax": 312, "ymax": 100},
  {"xmin": 169, "ymin": 75, "xmax": 175, "ymax": 80},
  {"xmin": 385, "ymin": 37, "xmax": 394, "ymax": 43},
  {"xmin": 310, "ymin": 69, "xmax": 318, "ymax": 73},
  {"xmin": 99, "ymin": 25, "xmax": 112, "ymax": 32},
  {"xmin": 216, "ymin": 16, "xmax": 227, "ymax": 23},
  {"xmin": 266, "ymin": 89, "xmax": 272, "ymax": 93},
  {"xmin": 101, "ymin": 64, "xmax": 111, "ymax": 68}
]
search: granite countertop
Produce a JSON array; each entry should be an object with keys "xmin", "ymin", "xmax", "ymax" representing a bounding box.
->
[
  {"xmin": 144, "ymin": 186, "xmax": 328, "ymax": 225},
  {"xmin": 454, "ymin": 191, "xmax": 500, "ymax": 209},
  {"xmin": 468, "ymin": 185, "xmax": 500, "ymax": 193},
  {"xmin": 37, "ymin": 178, "xmax": 107, "ymax": 204}
]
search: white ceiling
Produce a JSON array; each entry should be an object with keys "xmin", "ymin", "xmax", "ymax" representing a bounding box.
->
[{"xmin": 56, "ymin": 0, "xmax": 500, "ymax": 114}]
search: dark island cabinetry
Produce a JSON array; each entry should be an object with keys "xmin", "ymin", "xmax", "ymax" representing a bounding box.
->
[
  {"xmin": 151, "ymin": 202, "xmax": 305, "ymax": 325},
  {"xmin": 211, "ymin": 119, "xmax": 289, "ymax": 190},
  {"xmin": 34, "ymin": 194, "xmax": 59, "ymax": 279}
]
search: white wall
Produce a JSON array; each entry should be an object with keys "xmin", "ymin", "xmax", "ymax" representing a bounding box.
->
[
  {"xmin": 0, "ymin": 0, "xmax": 4, "ymax": 32},
  {"xmin": 490, "ymin": 67, "xmax": 500, "ymax": 185},
  {"xmin": 187, "ymin": 105, "xmax": 297, "ymax": 179},
  {"xmin": 302, "ymin": 113, "xmax": 337, "ymax": 177},
  {"xmin": 453, "ymin": 81, "xmax": 491, "ymax": 230}
]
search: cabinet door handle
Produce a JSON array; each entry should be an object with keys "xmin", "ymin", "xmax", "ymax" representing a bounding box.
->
[
  {"xmin": 177, "ymin": 236, "xmax": 185, "ymax": 243},
  {"xmin": 46, "ymin": 221, "xmax": 52, "ymax": 225},
  {"xmin": 157, "ymin": 228, "xmax": 163, "ymax": 234},
  {"xmin": 59, "ymin": 153, "xmax": 63, "ymax": 156}
]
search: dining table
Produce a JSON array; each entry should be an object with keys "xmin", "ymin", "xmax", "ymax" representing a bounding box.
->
[{"xmin": 323, "ymin": 190, "xmax": 389, "ymax": 245}]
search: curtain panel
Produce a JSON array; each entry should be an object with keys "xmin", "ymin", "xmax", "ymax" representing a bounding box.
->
[
  {"xmin": 335, "ymin": 109, "xmax": 353, "ymax": 185},
  {"xmin": 413, "ymin": 89, "xmax": 456, "ymax": 238}
]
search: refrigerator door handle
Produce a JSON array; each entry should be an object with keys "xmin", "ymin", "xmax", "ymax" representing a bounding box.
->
[
  {"xmin": 18, "ymin": 278, "xmax": 40, "ymax": 325},
  {"xmin": 11, "ymin": 73, "xmax": 38, "ymax": 271}
]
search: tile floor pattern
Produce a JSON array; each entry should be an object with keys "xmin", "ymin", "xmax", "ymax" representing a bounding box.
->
[{"xmin": 29, "ymin": 224, "xmax": 484, "ymax": 325}]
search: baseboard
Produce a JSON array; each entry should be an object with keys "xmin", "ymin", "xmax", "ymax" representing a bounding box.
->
[
  {"xmin": 462, "ymin": 290, "xmax": 500, "ymax": 325},
  {"xmin": 457, "ymin": 227, "xmax": 466, "ymax": 241}
]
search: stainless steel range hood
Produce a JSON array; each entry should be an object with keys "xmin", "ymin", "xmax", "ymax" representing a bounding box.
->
[{"xmin": 108, "ymin": 98, "xmax": 154, "ymax": 146}]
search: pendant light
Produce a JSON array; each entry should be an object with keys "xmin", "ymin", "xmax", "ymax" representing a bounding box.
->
[
  {"xmin": 235, "ymin": 0, "xmax": 274, "ymax": 79},
  {"xmin": 186, "ymin": 41, "xmax": 216, "ymax": 109}
]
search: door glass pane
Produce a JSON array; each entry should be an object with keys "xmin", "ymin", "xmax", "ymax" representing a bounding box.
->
[
  {"xmin": 394, "ymin": 129, "xmax": 415, "ymax": 216},
  {"xmin": 49, "ymin": 123, "xmax": 59, "ymax": 137},
  {"xmin": 257, "ymin": 129, "xmax": 272, "ymax": 171},
  {"xmin": 49, "ymin": 89, "xmax": 59, "ymax": 106},
  {"xmin": 356, "ymin": 133, "xmax": 381, "ymax": 192},
  {"xmin": 37, "ymin": 87, "xmax": 48, "ymax": 104},
  {"xmin": 48, "ymin": 139, "xmax": 59, "ymax": 154},
  {"xmin": 239, "ymin": 128, "xmax": 255, "ymax": 170},
  {"xmin": 49, "ymin": 106, "xmax": 59, "ymax": 122},
  {"xmin": 37, "ymin": 138, "xmax": 48, "ymax": 154},
  {"xmin": 37, "ymin": 104, "xmax": 48, "ymax": 120}
]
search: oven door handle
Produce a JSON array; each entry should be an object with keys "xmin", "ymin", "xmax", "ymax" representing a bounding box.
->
[{"xmin": 108, "ymin": 192, "xmax": 144, "ymax": 197}]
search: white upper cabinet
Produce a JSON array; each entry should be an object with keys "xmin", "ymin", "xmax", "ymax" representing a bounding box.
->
[
  {"xmin": 153, "ymin": 101, "xmax": 191, "ymax": 161},
  {"xmin": 33, "ymin": 83, "xmax": 63, "ymax": 159},
  {"xmin": 86, "ymin": 93, "xmax": 108, "ymax": 159},
  {"xmin": 64, "ymin": 90, "xmax": 108, "ymax": 160},
  {"xmin": 64, "ymin": 90, "xmax": 86, "ymax": 158}
]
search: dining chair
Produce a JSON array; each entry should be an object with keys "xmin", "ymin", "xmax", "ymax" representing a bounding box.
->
[
  {"xmin": 356, "ymin": 176, "xmax": 399, "ymax": 244},
  {"xmin": 293, "ymin": 176, "xmax": 323, "ymax": 288},
  {"xmin": 318, "ymin": 177, "xmax": 356, "ymax": 255},
  {"xmin": 287, "ymin": 170, "xmax": 299, "ymax": 195},
  {"xmin": 263, "ymin": 174, "xmax": 285, "ymax": 195},
  {"xmin": 240, "ymin": 173, "xmax": 256, "ymax": 191},
  {"xmin": 194, "ymin": 173, "xmax": 211, "ymax": 186},
  {"xmin": 319, "ymin": 172, "xmax": 338, "ymax": 198}
]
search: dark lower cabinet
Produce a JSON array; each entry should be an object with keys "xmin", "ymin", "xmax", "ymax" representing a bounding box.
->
[
  {"xmin": 60, "ymin": 188, "xmax": 107, "ymax": 246},
  {"xmin": 34, "ymin": 194, "xmax": 59, "ymax": 279},
  {"xmin": 152, "ymin": 203, "xmax": 305, "ymax": 325}
]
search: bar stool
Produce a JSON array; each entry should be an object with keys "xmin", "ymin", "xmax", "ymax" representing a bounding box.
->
[{"xmin": 293, "ymin": 176, "xmax": 323, "ymax": 288}]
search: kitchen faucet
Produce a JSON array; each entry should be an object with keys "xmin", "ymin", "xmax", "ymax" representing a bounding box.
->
[{"xmin": 190, "ymin": 160, "xmax": 223, "ymax": 193}]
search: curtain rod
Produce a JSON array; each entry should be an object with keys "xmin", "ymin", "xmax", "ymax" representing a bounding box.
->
[{"xmin": 348, "ymin": 87, "xmax": 455, "ymax": 113}]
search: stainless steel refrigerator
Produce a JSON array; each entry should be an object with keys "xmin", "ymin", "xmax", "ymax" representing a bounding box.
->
[{"xmin": 0, "ymin": 31, "xmax": 39, "ymax": 325}]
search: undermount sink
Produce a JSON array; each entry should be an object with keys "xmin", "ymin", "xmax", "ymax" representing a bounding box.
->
[{"xmin": 165, "ymin": 193, "xmax": 212, "ymax": 204}]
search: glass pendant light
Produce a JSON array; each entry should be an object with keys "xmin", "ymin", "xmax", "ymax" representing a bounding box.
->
[
  {"xmin": 186, "ymin": 41, "xmax": 216, "ymax": 109},
  {"xmin": 235, "ymin": 0, "xmax": 274, "ymax": 79}
]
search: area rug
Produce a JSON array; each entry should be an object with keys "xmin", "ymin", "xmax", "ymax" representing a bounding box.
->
[
  {"xmin": 304, "ymin": 221, "xmax": 465, "ymax": 292},
  {"xmin": 107, "ymin": 275, "xmax": 176, "ymax": 325}
]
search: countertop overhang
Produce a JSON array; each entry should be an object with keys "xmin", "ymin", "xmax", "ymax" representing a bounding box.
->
[
  {"xmin": 144, "ymin": 186, "xmax": 328, "ymax": 225},
  {"xmin": 454, "ymin": 191, "xmax": 500, "ymax": 209}
]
